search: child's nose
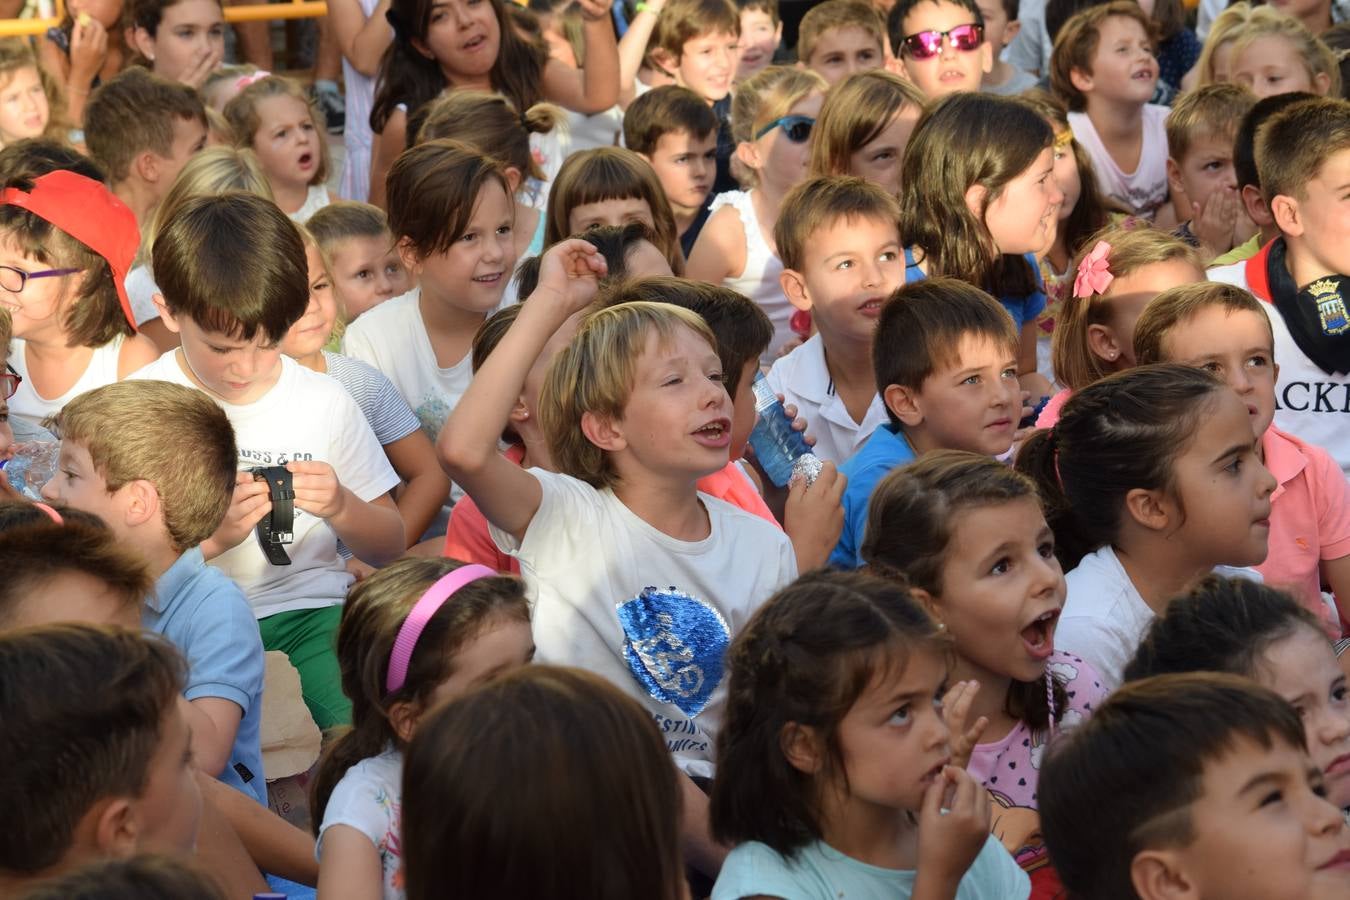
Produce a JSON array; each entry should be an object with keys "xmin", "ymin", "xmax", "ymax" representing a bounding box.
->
[{"xmin": 38, "ymin": 475, "xmax": 57, "ymax": 501}]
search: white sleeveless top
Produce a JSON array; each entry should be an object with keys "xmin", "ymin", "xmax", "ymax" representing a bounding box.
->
[
  {"xmin": 289, "ymin": 185, "xmax": 331, "ymax": 224},
  {"xmin": 8, "ymin": 333, "xmax": 127, "ymax": 426},
  {"xmin": 338, "ymin": 0, "xmax": 384, "ymax": 202},
  {"xmin": 708, "ymin": 189, "xmax": 790, "ymax": 363}
]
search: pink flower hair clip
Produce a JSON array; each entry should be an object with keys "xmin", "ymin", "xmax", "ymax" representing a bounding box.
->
[
  {"xmin": 234, "ymin": 70, "xmax": 272, "ymax": 91},
  {"xmin": 1073, "ymin": 239, "xmax": 1114, "ymax": 299}
]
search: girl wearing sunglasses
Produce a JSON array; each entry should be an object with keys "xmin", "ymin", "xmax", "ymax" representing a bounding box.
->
[
  {"xmin": 687, "ymin": 65, "xmax": 828, "ymax": 362},
  {"xmin": 891, "ymin": 0, "xmax": 993, "ymax": 99}
]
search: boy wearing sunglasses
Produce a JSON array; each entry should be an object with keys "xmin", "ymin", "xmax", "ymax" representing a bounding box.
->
[{"xmin": 886, "ymin": 0, "xmax": 993, "ymax": 99}]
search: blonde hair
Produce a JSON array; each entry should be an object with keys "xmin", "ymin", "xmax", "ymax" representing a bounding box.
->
[
  {"xmin": 140, "ymin": 145, "xmax": 273, "ymax": 266},
  {"xmin": 1165, "ymin": 83, "xmax": 1256, "ymax": 163},
  {"xmin": 798, "ymin": 0, "xmax": 885, "ymax": 64},
  {"xmin": 539, "ymin": 301, "xmax": 716, "ymax": 488},
  {"xmin": 413, "ymin": 90, "xmax": 564, "ymax": 184},
  {"xmin": 1194, "ymin": 1, "xmax": 1254, "ymax": 86},
  {"xmin": 1052, "ymin": 224, "xmax": 1201, "ymax": 390},
  {"xmin": 809, "ymin": 68, "xmax": 925, "ymax": 181},
  {"xmin": 1230, "ymin": 5, "xmax": 1341, "ymax": 97},
  {"xmin": 223, "ymin": 74, "xmax": 332, "ymax": 186},
  {"xmin": 731, "ymin": 65, "xmax": 827, "ymax": 187},
  {"xmin": 54, "ymin": 381, "xmax": 237, "ymax": 551},
  {"xmin": 1132, "ymin": 281, "xmax": 1274, "ymax": 365}
]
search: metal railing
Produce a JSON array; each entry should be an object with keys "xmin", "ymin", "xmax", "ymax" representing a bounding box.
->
[{"xmin": 0, "ymin": 0, "xmax": 327, "ymax": 37}]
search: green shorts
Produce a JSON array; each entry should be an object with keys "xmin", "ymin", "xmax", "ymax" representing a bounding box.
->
[{"xmin": 258, "ymin": 605, "xmax": 351, "ymax": 731}]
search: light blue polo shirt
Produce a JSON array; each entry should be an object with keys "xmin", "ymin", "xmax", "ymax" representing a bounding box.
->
[
  {"xmin": 144, "ymin": 547, "xmax": 267, "ymax": 805},
  {"xmin": 831, "ymin": 423, "xmax": 917, "ymax": 569},
  {"xmin": 903, "ymin": 248, "xmax": 1047, "ymax": 330}
]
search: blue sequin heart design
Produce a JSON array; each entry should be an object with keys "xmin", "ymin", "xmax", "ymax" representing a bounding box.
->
[{"xmin": 616, "ymin": 586, "xmax": 730, "ymax": 718}]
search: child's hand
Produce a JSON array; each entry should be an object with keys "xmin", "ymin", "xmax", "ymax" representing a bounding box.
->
[
  {"xmin": 532, "ymin": 238, "xmax": 608, "ymax": 316},
  {"xmin": 68, "ymin": 15, "xmax": 108, "ymax": 82},
  {"xmin": 287, "ymin": 460, "xmax": 347, "ymax": 520},
  {"xmin": 178, "ymin": 46, "xmax": 223, "ymax": 89},
  {"xmin": 942, "ymin": 680, "xmax": 989, "ymax": 770},
  {"xmin": 917, "ymin": 766, "xmax": 992, "ymax": 892},
  {"xmin": 0, "ymin": 469, "xmax": 24, "ymax": 502},
  {"xmin": 783, "ymin": 460, "xmax": 845, "ymax": 571},
  {"xmin": 779, "ymin": 397, "xmax": 816, "ymax": 447},
  {"xmin": 1191, "ymin": 187, "xmax": 1240, "ymax": 260},
  {"xmin": 575, "ymin": 0, "xmax": 611, "ymax": 21},
  {"xmin": 210, "ymin": 472, "xmax": 274, "ymax": 554}
]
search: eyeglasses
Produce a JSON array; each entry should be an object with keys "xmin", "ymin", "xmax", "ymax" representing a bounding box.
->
[
  {"xmin": 755, "ymin": 115, "xmax": 815, "ymax": 143},
  {"xmin": 901, "ymin": 23, "xmax": 984, "ymax": 59},
  {"xmin": 1, "ymin": 366, "xmax": 19, "ymax": 401},
  {"xmin": 0, "ymin": 265, "xmax": 82, "ymax": 295}
]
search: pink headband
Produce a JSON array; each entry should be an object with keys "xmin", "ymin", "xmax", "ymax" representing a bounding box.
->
[
  {"xmin": 386, "ymin": 564, "xmax": 497, "ymax": 695},
  {"xmin": 234, "ymin": 70, "xmax": 272, "ymax": 91}
]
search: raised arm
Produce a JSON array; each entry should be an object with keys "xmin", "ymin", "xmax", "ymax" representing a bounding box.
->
[
  {"xmin": 328, "ymin": 0, "xmax": 394, "ymax": 77},
  {"xmin": 617, "ymin": 0, "xmax": 663, "ymax": 108},
  {"xmin": 438, "ymin": 239, "xmax": 606, "ymax": 542},
  {"xmin": 540, "ymin": 0, "xmax": 621, "ymax": 114}
]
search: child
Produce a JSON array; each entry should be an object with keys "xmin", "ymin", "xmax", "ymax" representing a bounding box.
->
[
  {"xmin": 736, "ymin": 0, "xmax": 782, "ymax": 81},
  {"xmin": 126, "ymin": 145, "xmax": 273, "ymax": 351},
  {"xmin": 313, "ymin": 558, "xmax": 532, "ymax": 900},
  {"xmin": 623, "ymin": 85, "xmax": 720, "ymax": 255},
  {"xmin": 343, "ymin": 140, "xmax": 517, "ymax": 454},
  {"xmin": 709, "ymin": 569, "xmax": 1031, "ymax": 899},
  {"xmin": 1229, "ymin": 5, "xmax": 1340, "ymax": 99},
  {"xmin": 768, "ymin": 175, "xmax": 904, "ymax": 464},
  {"xmin": 42, "ymin": 380, "xmax": 267, "ymax": 810},
  {"xmin": 1211, "ymin": 90, "xmax": 1318, "ymax": 267},
  {"xmin": 1, "ymin": 167, "xmax": 159, "ymax": 427},
  {"xmin": 283, "ymin": 228, "xmax": 450, "ymax": 547},
  {"xmin": 0, "ymin": 41, "xmax": 57, "ymax": 148},
  {"xmin": 327, "ymin": 0, "xmax": 394, "ymax": 203},
  {"xmin": 126, "ymin": 0, "xmax": 225, "ymax": 90},
  {"xmin": 1017, "ymin": 363, "xmax": 1277, "ymax": 688},
  {"xmin": 223, "ymin": 75, "xmax": 333, "ymax": 223},
  {"xmin": 84, "ymin": 68, "xmax": 208, "ymax": 227},
  {"xmin": 1191, "ymin": 0, "xmax": 1253, "ymax": 87},
  {"xmin": 1166, "ymin": 86, "xmax": 1256, "ymax": 261},
  {"xmin": 1017, "ymin": 89, "xmax": 1114, "ymax": 378},
  {"xmin": 307, "ymin": 201, "xmax": 411, "ymax": 322},
  {"xmin": 687, "ymin": 66, "xmax": 827, "ymax": 362},
  {"xmin": 133, "ymin": 192, "xmax": 404, "ymax": 731},
  {"xmin": 0, "ymin": 625, "xmax": 200, "ymax": 895},
  {"xmin": 808, "ymin": 68, "xmax": 925, "ymax": 198},
  {"xmin": 402, "ymin": 666, "xmax": 688, "ymax": 900},
  {"xmin": 796, "ymin": 0, "xmax": 887, "ymax": 86},
  {"xmin": 543, "ymin": 146, "xmax": 687, "ymax": 273},
  {"xmin": 1126, "ymin": 575, "xmax": 1350, "ymax": 812},
  {"xmin": 648, "ymin": 0, "xmax": 743, "ymax": 194},
  {"xmin": 1133, "ymin": 282, "xmax": 1350, "ymax": 632},
  {"xmin": 1042, "ymin": 672, "xmax": 1350, "ymax": 900},
  {"xmin": 438, "ymin": 241, "xmax": 798, "ymax": 876},
  {"xmin": 833, "ymin": 278, "xmax": 1021, "ymax": 568},
  {"xmin": 978, "ymin": 0, "xmax": 1039, "ymax": 93},
  {"xmin": 861, "ymin": 451, "xmax": 1107, "ymax": 875},
  {"xmin": 901, "ymin": 92, "xmax": 1063, "ymax": 398},
  {"xmin": 0, "ymin": 504, "xmax": 148, "ymax": 629},
  {"xmin": 1044, "ymin": 224, "xmax": 1203, "ymax": 424},
  {"xmin": 887, "ymin": 0, "xmax": 994, "ymax": 99},
  {"xmin": 38, "ymin": 0, "xmax": 126, "ymax": 128},
  {"xmin": 1208, "ymin": 97, "xmax": 1350, "ymax": 474},
  {"xmin": 367, "ymin": 0, "xmax": 619, "ymax": 209},
  {"xmin": 1149, "ymin": 0, "xmax": 1202, "ymax": 97},
  {"xmin": 412, "ymin": 91, "xmax": 564, "ymax": 266},
  {"xmin": 1051, "ymin": 1, "xmax": 1171, "ymax": 220}
]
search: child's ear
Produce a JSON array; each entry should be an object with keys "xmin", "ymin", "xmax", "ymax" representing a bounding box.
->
[
  {"xmin": 1165, "ymin": 157, "xmax": 1186, "ymax": 200},
  {"xmin": 395, "ymin": 237, "xmax": 423, "ymax": 277},
  {"xmin": 649, "ymin": 48, "xmax": 678, "ymax": 78},
  {"xmin": 780, "ymin": 268, "xmax": 811, "ymax": 312},
  {"xmin": 130, "ymin": 26, "xmax": 156, "ymax": 62},
  {"xmin": 1068, "ymin": 66, "xmax": 1094, "ymax": 95},
  {"xmin": 408, "ymin": 36, "xmax": 437, "ymax": 62},
  {"xmin": 1124, "ymin": 486, "xmax": 1171, "ymax": 534},
  {"xmin": 1314, "ymin": 70, "xmax": 1333, "ymax": 97},
  {"xmin": 964, "ymin": 183, "xmax": 989, "ymax": 219},
  {"xmin": 1085, "ymin": 322, "xmax": 1124, "ymax": 367},
  {"xmin": 780, "ymin": 721, "xmax": 825, "ymax": 775},
  {"xmin": 151, "ymin": 294, "xmax": 183, "ymax": 334},
  {"xmin": 121, "ymin": 479, "xmax": 163, "ymax": 530},
  {"xmin": 90, "ymin": 795, "xmax": 139, "ymax": 859},
  {"xmin": 1003, "ymin": 18, "xmax": 1021, "ymax": 44},
  {"xmin": 883, "ymin": 383, "xmax": 923, "ymax": 428},
  {"xmin": 979, "ymin": 40, "xmax": 993, "ymax": 74},
  {"xmin": 132, "ymin": 150, "xmax": 161, "ymax": 185},
  {"xmin": 386, "ymin": 698, "xmax": 422, "ymax": 745},
  {"xmin": 734, "ymin": 140, "xmax": 762, "ymax": 173},
  {"xmin": 907, "ymin": 585, "xmax": 942, "ymax": 623},
  {"xmin": 580, "ymin": 410, "xmax": 628, "ymax": 453},
  {"xmin": 1131, "ymin": 848, "xmax": 1197, "ymax": 900},
  {"xmin": 1270, "ymin": 192, "xmax": 1303, "ymax": 238},
  {"xmin": 507, "ymin": 396, "xmax": 531, "ymax": 426},
  {"xmin": 502, "ymin": 166, "xmax": 523, "ymax": 194},
  {"xmin": 1241, "ymin": 184, "xmax": 1274, "ymax": 229}
]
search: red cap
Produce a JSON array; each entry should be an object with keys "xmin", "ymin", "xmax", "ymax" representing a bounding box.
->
[{"xmin": 0, "ymin": 170, "xmax": 140, "ymax": 331}]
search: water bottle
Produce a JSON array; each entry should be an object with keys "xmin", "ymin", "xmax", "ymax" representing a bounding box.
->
[
  {"xmin": 748, "ymin": 372, "xmax": 814, "ymax": 487},
  {"xmin": 1, "ymin": 440, "xmax": 59, "ymax": 500}
]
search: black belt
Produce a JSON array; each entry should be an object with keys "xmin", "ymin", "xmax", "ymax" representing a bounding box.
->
[{"xmin": 250, "ymin": 466, "xmax": 294, "ymax": 566}]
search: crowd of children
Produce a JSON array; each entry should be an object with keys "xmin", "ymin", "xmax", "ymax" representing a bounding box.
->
[{"xmin": 9, "ymin": 0, "xmax": 1350, "ymax": 897}]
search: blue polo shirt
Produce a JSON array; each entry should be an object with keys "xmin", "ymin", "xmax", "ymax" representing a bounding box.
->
[
  {"xmin": 831, "ymin": 423, "xmax": 917, "ymax": 569},
  {"xmin": 144, "ymin": 547, "xmax": 267, "ymax": 805},
  {"xmin": 903, "ymin": 248, "xmax": 1048, "ymax": 329}
]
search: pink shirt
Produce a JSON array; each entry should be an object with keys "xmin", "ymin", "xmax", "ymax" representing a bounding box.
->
[{"xmin": 1256, "ymin": 425, "xmax": 1350, "ymax": 637}]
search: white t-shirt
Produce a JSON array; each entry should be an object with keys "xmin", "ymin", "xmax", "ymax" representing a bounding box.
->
[
  {"xmin": 766, "ymin": 334, "xmax": 888, "ymax": 466},
  {"xmin": 1068, "ymin": 105, "xmax": 1170, "ymax": 219},
  {"xmin": 1059, "ymin": 545, "xmax": 1261, "ymax": 690},
  {"xmin": 341, "ymin": 289, "xmax": 472, "ymax": 446},
  {"xmin": 129, "ymin": 353, "xmax": 400, "ymax": 620},
  {"xmin": 490, "ymin": 468, "xmax": 797, "ymax": 777},
  {"xmin": 125, "ymin": 265, "xmax": 161, "ymax": 328},
  {"xmin": 317, "ymin": 747, "xmax": 403, "ymax": 900}
]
